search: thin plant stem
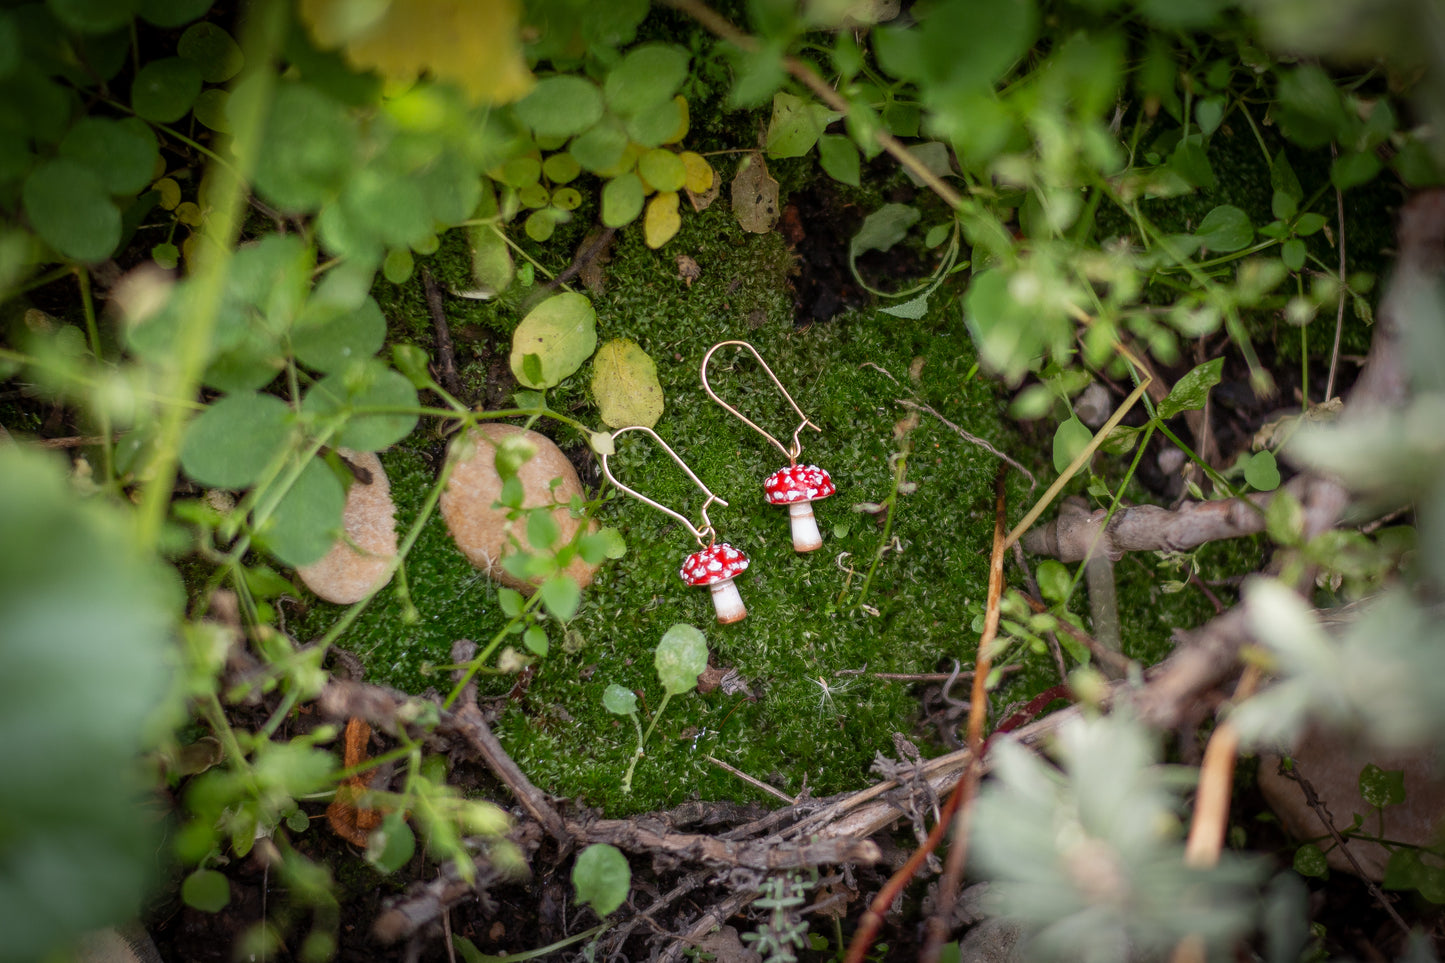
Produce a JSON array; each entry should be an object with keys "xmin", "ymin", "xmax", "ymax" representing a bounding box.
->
[
  {"xmin": 75, "ymin": 267, "xmax": 115, "ymax": 482},
  {"xmin": 1325, "ymin": 155, "xmax": 1348, "ymax": 402}
]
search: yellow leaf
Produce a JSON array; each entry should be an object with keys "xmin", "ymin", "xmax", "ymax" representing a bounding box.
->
[
  {"xmin": 591, "ymin": 339, "xmax": 664, "ymax": 429},
  {"xmin": 644, "ymin": 191, "xmax": 681, "ymax": 249},
  {"xmin": 679, "ymin": 152, "xmax": 714, "ymax": 194},
  {"xmin": 299, "ymin": 0, "xmax": 534, "ymax": 105},
  {"xmin": 663, "ymin": 95, "xmax": 689, "ymax": 144},
  {"xmin": 153, "ymin": 177, "xmax": 181, "ymax": 211}
]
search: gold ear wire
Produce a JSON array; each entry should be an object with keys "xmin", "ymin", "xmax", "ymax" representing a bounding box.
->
[
  {"xmin": 700, "ymin": 340, "xmax": 821, "ymax": 465},
  {"xmin": 597, "ymin": 425, "xmax": 727, "ymax": 548}
]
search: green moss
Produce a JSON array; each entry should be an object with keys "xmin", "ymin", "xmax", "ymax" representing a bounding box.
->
[{"xmin": 291, "ymin": 191, "xmax": 1062, "ymax": 815}]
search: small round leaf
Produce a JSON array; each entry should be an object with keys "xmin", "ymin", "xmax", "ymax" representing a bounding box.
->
[
  {"xmin": 638, "ymin": 149, "xmax": 686, "ymax": 193},
  {"xmin": 572, "ymin": 843, "xmax": 631, "ymax": 917},
  {"xmin": 643, "ymin": 191, "xmax": 681, "ymax": 249},
  {"xmin": 602, "ymin": 683, "xmax": 637, "ymax": 716},
  {"xmin": 255, "ymin": 456, "xmax": 346, "ymax": 567},
  {"xmin": 601, "ymin": 173, "xmax": 644, "ymax": 228},
  {"xmin": 58, "ymin": 117, "xmax": 159, "ymax": 195},
  {"xmin": 177, "ymin": 22, "xmax": 242, "ymax": 83},
  {"xmin": 515, "ymin": 75, "xmax": 603, "ymax": 138},
  {"xmin": 591, "ymin": 338, "xmax": 664, "ymax": 429},
  {"xmin": 131, "ymin": 56, "xmax": 202, "ymax": 123},
  {"xmin": 302, "ymin": 363, "xmax": 419, "ymax": 451},
  {"xmin": 180, "ymin": 391, "xmax": 293, "ymax": 489},
  {"xmin": 181, "ymin": 869, "xmax": 230, "ymax": 913},
  {"xmin": 22, "ymin": 159, "xmax": 120, "ymax": 261},
  {"xmin": 655, "ymin": 623, "xmax": 707, "ymax": 696},
  {"xmin": 570, "ymin": 120, "xmax": 629, "ymax": 173},
  {"xmin": 604, "ymin": 44, "xmax": 689, "ymax": 116}
]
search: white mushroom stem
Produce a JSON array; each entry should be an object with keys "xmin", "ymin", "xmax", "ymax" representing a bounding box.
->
[
  {"xmin": 787, "ymin": 501, "xmax": 822, "ymax": 553},
  {"xmin": 709, "ymin": 578, "xmax": 747, "ymax": 624}
]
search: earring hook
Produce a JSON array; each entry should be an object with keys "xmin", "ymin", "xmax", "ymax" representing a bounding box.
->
[
  {"xmin": 598, "ymin": 425, "xmax": 727, "ymax": 547},
  {"xmin": 700, "ymin": 340, "xmax": 821, "ymax": 464}
]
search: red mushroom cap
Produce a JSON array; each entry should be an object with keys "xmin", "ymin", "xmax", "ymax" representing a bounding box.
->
[
  {"xmin": 679, "ymin": 543, "xmax": 749, "ymax": 585},
  {"xmin": 763, "ymin": 464, "xmax": 835, "ymax": 505}
]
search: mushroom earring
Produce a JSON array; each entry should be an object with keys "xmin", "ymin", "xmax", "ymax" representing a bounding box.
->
[
  {"xmin": 598, "ymin": 426, "xmax": 750, "ymax": 624},
  {"xmin": 701, "ymin": 340, "xmax": 835, "ymax": 553}
]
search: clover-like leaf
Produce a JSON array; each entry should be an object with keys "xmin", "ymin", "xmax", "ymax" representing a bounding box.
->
[
  {"xmin": 301, "ymin": 363, "xmax": 419, "ymax": 451},
  {"xmin": 603, "ymin": 683, "xmax": 638, "ymax": 716},
  {"xmin": 515, "ymin": 75, "xmax": 602, "ymax": 138},
  {"xmin": 131, "ymin": 56, "xmax": 202, "ymax": 122}
]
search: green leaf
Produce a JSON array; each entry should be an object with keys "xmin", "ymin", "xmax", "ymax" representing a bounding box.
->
[
  {"xmin": 875, "ymin": 0, "xmax": 1035, "ymax": 90},
  {"xmin": 543, "ymin": 153, "xmax": 581, "ymax": 184},
  {"xmin": 292, "ymin": 295, "xmax": 387, "ymax": 373},
  {"xmin": 1293, "ymin": 212, "xmax": 1327, "ymax": 236},
  {"xmin": 383, "ymin": 247, "xmax": 414, "ymax": 284},
  {"xmin": 1359, "ymin": 763, "xmax": 1406, "ymax": 808},
  {"xmin": 655, "ymin": 623, "xmax": 707, "ymax": 696},
  {"xmin": 1281, "ymin": 238, "xmax": 1306, "ymax": 272},
  {"xmin": 539, "ymin": 573, "xmax": 581, "ymax": 621},
  {"xmin": 247, "ymin": 80, "xmax": 358, "ymax": 212},
  {"xmin": 497, "ymin": 587, "xmax": 525, "ymax": 618},
  {"xmin": 624, "ymin": 97, "xmax": 683, "ymax": 148},
  {"xmin": 58, "ymin": 117, "xmax": 159, "ymax": 195},
  {"xmin": 1194, "ymin": 205, "xmax": 1253, "ymax": 253},
  {"xmin": 180, "ymin": 392, "xmax": 292, "ymax": 489},
  {"xmin": 493, "ymin": 433, "xmax": 537, "ymax": 482},
  {"xmin": 1051, "ymin": 415, "xmax": 1092, "ymax": 474},
  {"xmin": 47, "ymin": 0, "xmax": 137, "ymax": 33},
  {"xmin": 256, "ymin": 456, "xmax": 346, "ymax": 567},
  {"xmin": 302, "ymin": 363, "xmax": 419, "ymax": 451},
  {"xmin": 509, "ymin": 291, "xmax": 597, "ymax": 389},
  {"xmin": 591, "ymin": 338, "xmax": 664, "ymax": 429},
  {"xmin": 637, "ymin": 148, "xmax": 686, "ymax": 192},
  {"xmin": 1271, "ymin": 189, "xmax": 1297, "ymax": 221},
  {"xmin": 765, "ymin": 91, "xmax": 840, "ymax": 158},
  {"xmin": 1036, "ymin": 560, "xmax": 1070, "ymax": 603},
  {"xmin": 579, "ymin": 527, "xmax": 627, "ymax": 564},
  {"xmin": 22, "ymin": 159, "xmax": 120, "ymax": 262},
  {"xmin": 522, "ymin": 625, "xmax": 549, "ymax": 656},
  {"xmin": 1270, "ymin": 149, "xmax": 1304, "ymax": 203},
  {"xmin": 604, "ymin": 43, "xmax": 689, "ymax": 115},
  {"xmin": 527, "ymin": 508, "xmax": 561, "ymax": 551},
  {"xmin": 878, "ymin": 293, "xmax": 930, "ymax": 319},
  {"xmin": 1169, "ymin": 140, "xmax": 1216, "ymax": 189},
  {"xmin": 1194, "ymin": 96, "xmax": 1224, "ymax": 135},
  {"xmin": 1158, "ymin": 358, "xmax": 1223, "ymax": 419},
  {"xmin": 137, "ymin": 0, "xmax": 212, "ymax": 27},
  {"xmin": 181, "ymin": 869, "xmax": 231, "ymax": 913},
  {"xmin": 817, "ymin": 133, "xmax": 860, "ymax": 187},
  {"xmin": 366, "ymin": 812, "xmax": 415, "ymax": 873},
  {"xmin": 850, "ymin": 203, "xmax": 920, "ymax": 260},
  {"xmin": 131, "ymin": 56, "xmax": 202, "ymax": 122},
  {"xmin": 1293, "ymin": 843, "xmax": 1329, "ymax": 878},
  {"xmin": 1275, "ymin": 65, "xmax": 1349, "ymax": 148},
  {"xmin": 569, "ymin": 118, "xmax": 630, "ymax": 173},
  {"xmin": 1264, "ymin": 488, "xmax": 1304, "ymax": 546},
  {"xmin": 602, "ymin": 683, "xmax": 637, "ymax": 716},
  {"xmin": 1331, "ymin": 151, "xmax": 1382, "ymax": 191},
  {"xmin": 572, "ymin": 843, "xmax": 631, "ymax": 917},
  {"xmin": 1243, "ymin": 450, "xmax": 1281, "ymax": 492},
  {"xmin": 515, "ymin": 75, "xmax": 603, "ymax": 138},
  {"xmin": 177, "ymin": 21, "xmax": 242, "ymax": 82},
  {"xmin": 192, "ymin": 87, "xmax": 232, "ymax": 132},
  {"xmin": 601, "ymin": 172, "xmax": 645, "ymax": 228}
]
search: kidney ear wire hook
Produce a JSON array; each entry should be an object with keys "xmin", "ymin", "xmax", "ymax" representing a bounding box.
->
[
  {"xmin": 701, "ymin": 340, "xmax": 837, "ymax": 553},
  {"xmin": 700, "ymin": 340, "xmax": 821, "ymax": 464},
  {"xmin": 598, "ymin": 425, "xmax": 751, "ymax": 623}
]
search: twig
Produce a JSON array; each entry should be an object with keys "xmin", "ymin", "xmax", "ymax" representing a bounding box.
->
[
  {"xmin": 922, "ymin": 468, "xmax": 1009, "ymax": 962},
  {"xmin": 895, "ymin": 399, "xmax": 1038, "ymax": 490},
  {"xmin": 1279, "ymin": 761, "xmax": 1412, "ymax": 936},
  {"xmin": 662, "ymin": 0, "xmax": 966, "ymax": 212},
  {"xmin": 707, "ymin": 755, "xmax": 795, "ymax": 804},
  {"xmin": 421, "ymin": 267, "xmax": 462, "ymax": 399},
  {"xmin": 1325, "ymin": 150, "xmax": 1348, "ymax": 403},
  {"xmin": 448, "ymin": 641, "xmax": 570, "ymax": 846}
]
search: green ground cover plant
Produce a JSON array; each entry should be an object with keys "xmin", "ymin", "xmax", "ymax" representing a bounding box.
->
[{"xmin": 2, "ymin": 0, "xmax": 1443, "ymax": 959}]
